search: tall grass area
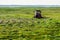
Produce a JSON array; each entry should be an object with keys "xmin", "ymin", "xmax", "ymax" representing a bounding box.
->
[{"xmin": 0, "ymin": 7, "xmax": 60, "ymax": 40}]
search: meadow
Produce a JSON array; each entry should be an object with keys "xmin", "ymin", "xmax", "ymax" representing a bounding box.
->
[{"xmin": 0, "ymin": 7, "xmax": 60, "ymax": 40}]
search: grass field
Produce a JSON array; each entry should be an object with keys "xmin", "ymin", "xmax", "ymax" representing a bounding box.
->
[{"xmin": 0, "ymin": 7, "xmax": 60, "ymax": 40}]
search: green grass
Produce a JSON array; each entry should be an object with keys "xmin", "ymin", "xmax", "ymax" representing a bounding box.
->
[{"xmin": 0, "ymin": 7, "xmax": 60, "ymax": 40}]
